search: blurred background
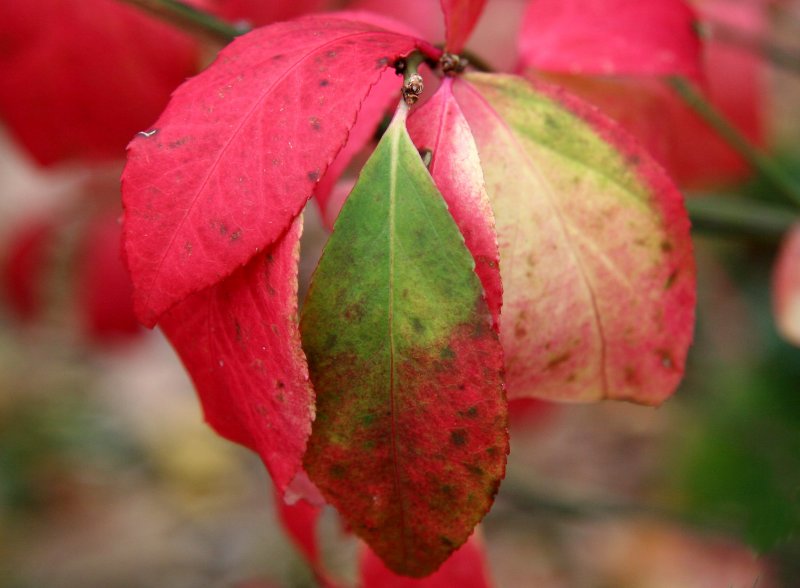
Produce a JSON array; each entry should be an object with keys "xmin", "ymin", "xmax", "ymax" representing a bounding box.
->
[{"xmin": 1, "ymin": 0, "xmax": 800, "ymax": 586}]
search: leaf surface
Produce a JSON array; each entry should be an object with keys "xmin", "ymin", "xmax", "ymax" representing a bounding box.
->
[
  {"xmin": 773, "ymin": 224, "xmax": 800, "ymax": 346},
  {"xmin": 159, "ymin": 218, "xmax": 314, "ymax": 493},
  {"xmin": 441, "ymin": 0, "xmax": 487, "ymax": 53},
  {"xmin": 454, "ymin": 73, "xmax": 695, "ymax": 405},
  {"xmin": 407, "ymin": 78, "xmax": 502, "ymax": 327},
  {"xmin": 517, "ymin": 0, "xmax": 701, "ymax": 77},
  {"xmin": 301, "ymin": 103, "xmax": 508, "ymax": 577},
  {"xmin": 122, "ymin": 16, "xmax": 433, "ymax": 326},
  {"xmin": 360, "ymin": 532, "xmax": 494, "ymax": 587}
]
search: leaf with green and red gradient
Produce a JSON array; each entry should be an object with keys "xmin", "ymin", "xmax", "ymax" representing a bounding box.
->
[
  {"xmin": 0, "ymin": 0, "xmax": 201, "ymax": 166},
  {"xmin": 122, "ymin": 16, "xmax": 437, "ymax": 326},
  {"xmin": 453, "ymin": 73, "xmax": 695, "ymax": 404},
  {"xmin": 159, "ymin": 218, "xmax": 314, "ymax": 494},
  {"xmin": 517, "ymin": 0, "xmax": 701, "ymax": 77},
  {"xmin": 441, "ymin": 0, "xmax": 487, "ymax": 52},
  {"xmin": 301, "ymin": 103, "xmax": 508, "ymax": 577},
  {"xmin": 360, "ymin": 532, "xmax": 494, "ymax": 587},
  {"xmin": 407, "ymin": 78, "xmax": 502, "ymax": 327},
  {"xmin": 773, "ymin": 224, "xmax": 800, "ymax": 347}
]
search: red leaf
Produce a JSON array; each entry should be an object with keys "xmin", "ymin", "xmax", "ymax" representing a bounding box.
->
[
  {"xmin": 76, "ymin": 210, "xmax": 140, "ymax": 344},
  {"xmin": 1, "ymin": 217, "xmax": 56, "ymax": 321},
  {"xmin": 122, "ymin": 16, "xmax": 434, "ymax": 326},
  {"xmin": 360, "ymin": 532, "xmax": 493, "ymax": 587},
  {"xmin": 529, "ymin": 0, "xmax": 766, "ymax": 188},
  {"xmin": 212, "ymin": 0, "xmax": 327, "ymax": 26},
  {"xmin": 275, "ymin": 493, "xmax": 322, "ymax": 568},
  {"xmin": 441, "ymin": 0, "xmax": 487, "ymax": 53},
  {"xmin": 407, "ymin": 78, "xmax": 503, "ymax": 327},
  {"xmin": 773, "ymin": 224, "xmax": 800, "ymax": 346},
  {"xmin": 517, "ymin": 0, "xmax": 701, "ymax": 77},
  {"xmin": 0, "ymin": 0, "xmax": 200, "ymax": 166},
  {"xmin": 159, "ymin": 218, "xmax": 314, "ymax": 493},
  {"xmin": 346, "ymin": 0, "xmax": 446, "ymax": 44},
  {"xmin": 454, "ymin": 74, "xmax": 695, "ymax": 405}
]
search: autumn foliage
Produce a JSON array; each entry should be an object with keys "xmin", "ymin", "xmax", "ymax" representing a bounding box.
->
[{"xmin": 2, "ymin": 0, "xmax": 796, "ymax": 585}]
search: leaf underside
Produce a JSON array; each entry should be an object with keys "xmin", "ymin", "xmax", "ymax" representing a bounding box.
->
[{"xmin": 301, "ymin": 103, "xmax": 508, "ymax": 577}]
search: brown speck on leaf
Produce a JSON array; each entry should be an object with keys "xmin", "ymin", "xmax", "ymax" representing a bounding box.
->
[
  {"xmin": 319, "ymin": 79, "xmax": 330, "ymax": 87},
  {"xmin": 376, "ymin": 56, "xmax": 389, "ymax": 69},
  {"xmin": 230, "ymin": 229, "xmax": 242, "ymax": 241},
  {"xmin": 327, "ymin": 50, "xmax": 338, "ymax": 58},
  {"xmin": 664, "ymin": 269, "xmax": 678, "ymax": 290},
  {"xmin": 308, "ymin": 170, "xmax": 320, "ymax": 182},
  {"xmin": 546, "ymin": 352, "xmax": 571, "ymax": 370},
  {"xmin": 451, "ymin": 429, "xmax": 468, "ymax": 446},
  {"xmin": 658, "ymin": 350, "xmax": 675, "ymax": 369},
  {"xmin": 309, "ymin": 116, "xmax": 321, "ymax": 131}
]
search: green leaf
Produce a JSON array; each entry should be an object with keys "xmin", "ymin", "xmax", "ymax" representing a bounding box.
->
[{"xmin": 301, "ymin": 101, "xmax": 508, "ymax": 578}]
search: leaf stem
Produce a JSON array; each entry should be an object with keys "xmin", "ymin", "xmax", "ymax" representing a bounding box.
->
[
  {"xmin": 685, "ymin": 196, "xmax": 798, "ymax": 242},
  {"xmin": 667, "ymin": 76, "xmax": 800, "ymax": 208},
  {"xmin": 117, "ymin": 0, "xmax": 244, "ymax": 43}
]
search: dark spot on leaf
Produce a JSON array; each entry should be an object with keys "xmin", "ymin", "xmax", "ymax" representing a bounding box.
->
[
  {"xmin": 256, "ymin": 405, "xmax": 268, "ymax": 416},
  {"xmin": 272, "ymin": 53, "xmax": 284, "ymax": 60},
  {"xmin": 361, "ymin": 413, "xmax": 376, "ymax": 426},
  {"xmin": 624, "ymin": 366, "xmax": 638, "ymax": 385},
  {"xmin": 235, "ymin": 321, "xmax": 242, "ymax": 341},
  {"xmin": 411, "ymin": 317, "xmax": 424, "ymax": 333},
  {"xmin": 440, "ymin": 346, "xmax": 455, "ymax": 360},
  {"xmin": 658, "ymin": 350, "xmax": 675, "ymax": 369},
  {"xmin": 319, "ymin": 79, "xmax": 330, "ymax": 87},
  {"xmin": 276, "ymin": 380, "xmax": 285, "ymax": 389},
  {"xmin": 664, "ymin": 270, "xmax": 678, "ymax": 290},
  {"xmin": 308, "ymin": 170, "xmax": 320, "ymax": 182},
  {"xmin": 267, "ymin": 286, "xmax": 276, "ymax": 296},
  {"xmin": 626, "ymin": 153, "xmax": 641, "ymax": 166},
  {"xmin": 660, "ymin": 240, "xmax": 674, "ymax": 253},
  {"xmin": 277, "ymin": 393, "xmax": 285, "ymax": 403},
  {"xmin": 458, "ymin": 384, "xmax": 466, "ymax": 391},
  {"xmin": 546, "ymin": 352, "xmax": 571, "ymax": 370},
  {"xmin": 376, "ymin": 56, "xmax": 389, "ymax": 68},
  {"xmin": 486, "ymin": 446, "xmax": 499, "ymax": 456},
  {"xmin": 466, "ymin": 463, "xmax": 484, "ymax": 477},
  {"xmin": 309, "ymin": 116, "xmax": 321, "ymax": 132},
  {"xmin": 440, "ymin": 535, "xmax": 455, "ymax": 547},
  {"xmin": 218, "ymin": 223, "xmax": 228, "ymax": 236},
  {"xmin": 450, "ymin": 429, "xmax": 467, "ymax": 446},
  {"xmin": 231, "ymin": 229, "xmax": 242, "ymax": 241},
  {"xmin": 329, "ymin": 464, "xmax": 346, "ymax": 478},
  {"xmin": 344, "ymin": 303, "xmax": 365, "ymax": 321},
  {"xmin": 169, "ymin": 137, "xmax": 187, "ymax": 148},
  {"xmin": 466, "ymin": 405, "xmax": 479, "ymax": 418},
  {"xmin": 441, "ymin": 484, "xmax": 456, "ymax": 497},
  {"xmin": 271, "ymin": 324, "xmax": 279, "ymax": 335},
  {"xmin": 184, "ymin": 241, "xmax": 193, "ymax": 255},
  {"xmin": 327, "ymin": 50, "xmax": 337, "ymax": 58},
  {"xmin": 514, "ymin": 323, "xmax": 527, "ymax": 339}
]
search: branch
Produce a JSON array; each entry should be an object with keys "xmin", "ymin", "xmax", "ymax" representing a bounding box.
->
[
  {"xmin": 118, "ymin": 0, "xmax": 244, "ymax": 43},
  {"xmin": 668, "ymin": 76, "xmax": 800, "ymax": 208}
]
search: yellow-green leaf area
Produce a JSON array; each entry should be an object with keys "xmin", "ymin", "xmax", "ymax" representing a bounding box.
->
[{"xmin": 464, "ymin": 72, "xmax": 649, "ymax": 207}]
